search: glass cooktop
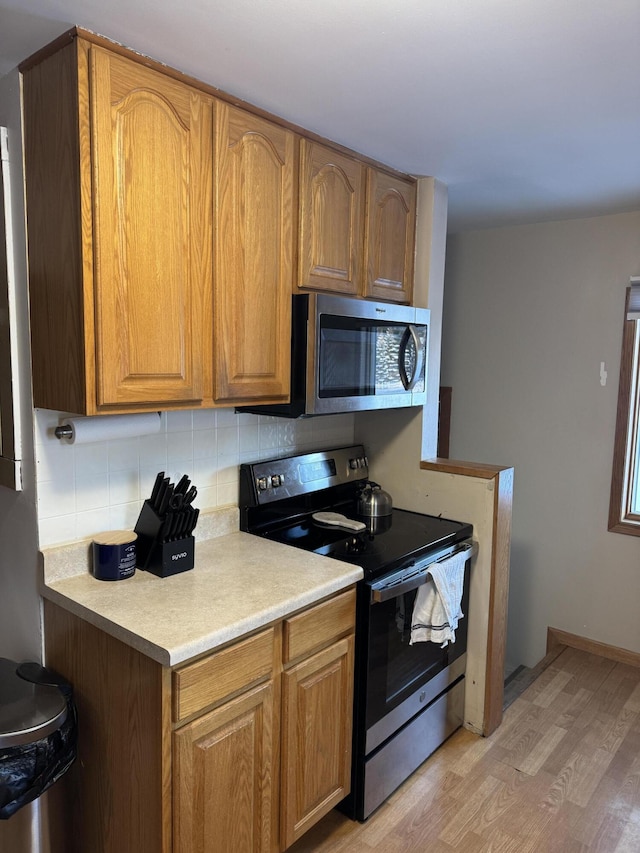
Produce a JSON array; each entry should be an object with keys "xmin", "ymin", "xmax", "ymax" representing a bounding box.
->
[{"xmin": 262, "ymin": 505, "xmax": 472, "ymax": 579}]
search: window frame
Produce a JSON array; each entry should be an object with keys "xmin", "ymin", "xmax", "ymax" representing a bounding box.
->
[{"xmin": 608, "ymin": 283, "xmax": 640, "ymax": 535}]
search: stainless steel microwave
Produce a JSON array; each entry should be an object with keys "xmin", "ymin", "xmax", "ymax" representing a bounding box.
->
[{"xmin": 238, "ymin": 293, "xmax": 429, "ymax": 418}]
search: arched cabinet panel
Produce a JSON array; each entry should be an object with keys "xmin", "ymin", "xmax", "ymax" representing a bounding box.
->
[
  {"xmin": 298, "ymin": 140, "xmax": 365, "ymax": 295},
  {"xmin": 91, "ymin": 47, "xmax": 213, "ymax": 407},
  {"xmin": 214, "ymin": 104, "xmax": 294, "ymax": 404},
  {"xmin": 364, "ymin": 170, "xmax": 416, "ymax": 304}
]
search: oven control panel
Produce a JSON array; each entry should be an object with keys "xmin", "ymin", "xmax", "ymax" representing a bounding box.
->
[{"xmin": 240, "ymin": 445, "xmax": 370, "ymax": 505}]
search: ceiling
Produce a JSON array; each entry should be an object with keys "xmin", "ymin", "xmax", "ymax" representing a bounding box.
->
[{"xmin": 1, "ymin": 0, "xmax": 639, "ymax": 232}]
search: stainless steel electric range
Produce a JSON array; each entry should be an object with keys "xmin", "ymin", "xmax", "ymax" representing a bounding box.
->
[{"xmin": 239, "ymin": 445, "xmax": 474, "ymax": 821}]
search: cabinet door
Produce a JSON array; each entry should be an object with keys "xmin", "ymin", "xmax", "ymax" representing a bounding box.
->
[
  {"xmin": 173, "ymin": 680, "xmax": 275, "ymax": 853},
  {"xmin": 91, "ymin": 46, "xmax": 213, "ymax": 408},
  {"xmin": 298, "ymin": 140, "xmax": 365, "ymax": 295},
  {"xmin": 214, "ymin": 104, "xmax": 294, "ymax": 404},
  {"xmin": 280, "ymin": 635, "xmax": 355, "ymax": 849},
  {"xmin": 364, "ymin": 170, "xmax": 416, "ymax": 304}
]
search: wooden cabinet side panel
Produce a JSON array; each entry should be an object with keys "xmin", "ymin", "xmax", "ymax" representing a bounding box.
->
[
  {"xmin": 364, "ymin": 170, "xmax": 416, "ymax": 304},
  {"xmin": 280, "ymin": 635, "xmax": 355, "ymax": 849},
  {"xmin": 483, "ymin": 466, "xmax": 514, "ymax": 735},
  {"xmin": 22, "ymin": 42, "xmax": 90, "ymax": 414},
  {"xmin": 43, "ymin": 601, "xmax": 171, "ymax": 853},
  {"xmin": 297, "ymin": 140, "xmax": 365, "ymax": 295},
  {"xmin": 214, "ymin": 104, "xmax": 294, "ymax": 404},
  {"xmin": 174, "ymin": 680, "xmax": 275, "ymax": 853},
  {"xmin": 91, "ymin": 47, "xmax": 213, "ymax": 408}
]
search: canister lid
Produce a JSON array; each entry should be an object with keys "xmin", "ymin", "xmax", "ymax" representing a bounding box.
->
[
  {"xmin": 0, "ymin": 658, "xmax": 67, "ymax": 747},
  {"xmin": 92, "ymin": 530, "xmax": 137, "ymax": 546}
]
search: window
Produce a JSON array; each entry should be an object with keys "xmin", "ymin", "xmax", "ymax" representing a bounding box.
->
[{"xmin": 609, "ymin": 280, "xmax": 640, "ymax": 535}]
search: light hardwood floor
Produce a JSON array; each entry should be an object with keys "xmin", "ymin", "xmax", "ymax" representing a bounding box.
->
[{"xmin": 289, "ymin": 647, "xmax": 640, "ymax": 852}]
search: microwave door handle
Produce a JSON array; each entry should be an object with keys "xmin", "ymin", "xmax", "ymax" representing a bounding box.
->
[{"xmin": 398, "ymin": 325, "xmax": 424, "ymax": 391}]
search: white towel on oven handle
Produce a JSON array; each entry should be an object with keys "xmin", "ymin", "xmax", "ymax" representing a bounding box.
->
[{"xmin": 410, "ymin": 549, "xmax": 467, "ymax": 647}]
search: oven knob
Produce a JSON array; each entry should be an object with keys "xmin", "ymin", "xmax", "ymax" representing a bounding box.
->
[
  {"xmin": 349, "ymin": 458, "xmax": 358, "ymax": 470},
  {"xmin": 345, "ymin": 535, "xmax": 365, "ymax": 553},
  {"xmin": 256, "ymin": 476, "xmax": 269, "ymax": 491},
  {"xmin": 270, "ymin": 474, "xmax": 282, "ymax": 488}
]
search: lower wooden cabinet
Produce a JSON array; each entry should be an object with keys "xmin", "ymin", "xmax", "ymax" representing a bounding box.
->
[
  {"xmin": 43, "ymin": 588, "xmax": 356, "ymax": 853},
  {"xmin": 173, "ymin": 680, "xmax": 275, "ymax": 853},
  {"xmin": 172, "ymin": 588, "xmax": 356, "ymax": 852},
  {"xmin": 280, "ymin": 636, "xmax": 355, "ymax": 848}
]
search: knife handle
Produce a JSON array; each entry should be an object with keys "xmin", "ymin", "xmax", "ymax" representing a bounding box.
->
[
  {"xmin": 150, "ymin": 471, "xmax": 165, "ymax": 507},
  {"xmin": 155, "ymin": 477, "xmax": 170, "ymax": 513},
  {"xmin": 175, "ymin": 474, "xmax": 190, "ymax": 495},
  {"xmin": 158, "ymin": 483, "xmax": 173, "ymax": 517}
]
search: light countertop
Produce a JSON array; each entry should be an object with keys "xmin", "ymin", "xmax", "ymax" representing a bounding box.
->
[{"xmin": 40, "ymin": 516, "xmax": 362, "ymax": 667}]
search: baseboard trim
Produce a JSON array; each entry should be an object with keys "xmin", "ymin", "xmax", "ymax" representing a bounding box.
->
[{"xmin": 547, "ymin": 627, "xmax": 640, "ymax": 669}]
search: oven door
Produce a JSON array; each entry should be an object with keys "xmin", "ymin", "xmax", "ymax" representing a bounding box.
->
[{"xmin": 363, "ymin": 541, "xmax": 473, "ymax": 754}]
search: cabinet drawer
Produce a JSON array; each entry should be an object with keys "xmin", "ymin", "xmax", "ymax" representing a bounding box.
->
[
  {"xmin": 173, "ymin": 627, "xmax": 274, "ymax": 722},
  {"xmin": 283, "ymin": 588, "xmax": 356, "ymax": 665}
]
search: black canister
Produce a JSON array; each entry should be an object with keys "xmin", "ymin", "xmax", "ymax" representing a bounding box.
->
[{"xmin": 91, "ymin": 531, "xmax": 137, "ymax": 581}]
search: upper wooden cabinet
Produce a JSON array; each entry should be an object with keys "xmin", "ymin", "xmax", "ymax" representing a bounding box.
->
[
  {"xmin": 297, "ymin": 140, "xmax": 416, "ymax": 303},
  {"xmin": 22, "ymin": 39, "xmax": 214, "ymax": 414},
  {"xmin": 213, "ymin": 105, "xmax": 294, "ymax": 405},
  {"xmin": 364, "ymin": 170, "xmax": 416, "ymax": 304},
  {"xmin": 21, "ymin": 29, "xmax": 420, "ymax": 414},
  {"xmin": 298, "ymin": 140, "xmax": 365, "ymax": 296}
]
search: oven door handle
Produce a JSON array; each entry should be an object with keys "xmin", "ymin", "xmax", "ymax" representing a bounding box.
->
[
  {"xmin": 370, "ymin": 567, "xmax": 429, "ymax": 602},
  {"xmin": 368, "ymin": 542, "xmax": 476, "ymax": 604}
]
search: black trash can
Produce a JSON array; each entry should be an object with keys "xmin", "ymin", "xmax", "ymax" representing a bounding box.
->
[{"xmin": 0, "ymin": 657, "xmax": 77, "ymax": 820}]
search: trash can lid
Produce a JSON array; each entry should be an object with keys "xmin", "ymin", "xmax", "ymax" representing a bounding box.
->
[{"xmin": 0, "ymin": 658, "xmax": 67, "ymax": 748}]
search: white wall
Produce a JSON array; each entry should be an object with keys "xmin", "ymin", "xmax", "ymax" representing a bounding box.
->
[{"xmin": 442, "ymin": 211, "xmax": 640, "ymax": 668}]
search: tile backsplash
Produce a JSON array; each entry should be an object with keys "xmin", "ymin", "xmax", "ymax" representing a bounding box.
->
[{"xmin": 35, "ymin": 407, "xmax": 355, "ymax": 547}]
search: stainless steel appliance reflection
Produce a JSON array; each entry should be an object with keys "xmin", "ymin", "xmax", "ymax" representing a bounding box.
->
[
  {"xmin": 237, "ymin": 293, "xmax": 429, "ymax": 418},
  {"xmin": 239, "ymin": 445, "xmax": 474, "ymax": 821}
]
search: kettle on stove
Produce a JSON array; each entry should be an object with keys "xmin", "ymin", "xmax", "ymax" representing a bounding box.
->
[{"xmin": 357, "ymin": 481, "xmax": 393, "ymax": 518}]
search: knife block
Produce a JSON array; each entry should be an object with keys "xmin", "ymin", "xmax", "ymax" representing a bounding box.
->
[{"xmin": 134, "ymin": 500, "xmax": 195, "ymax": 578}]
